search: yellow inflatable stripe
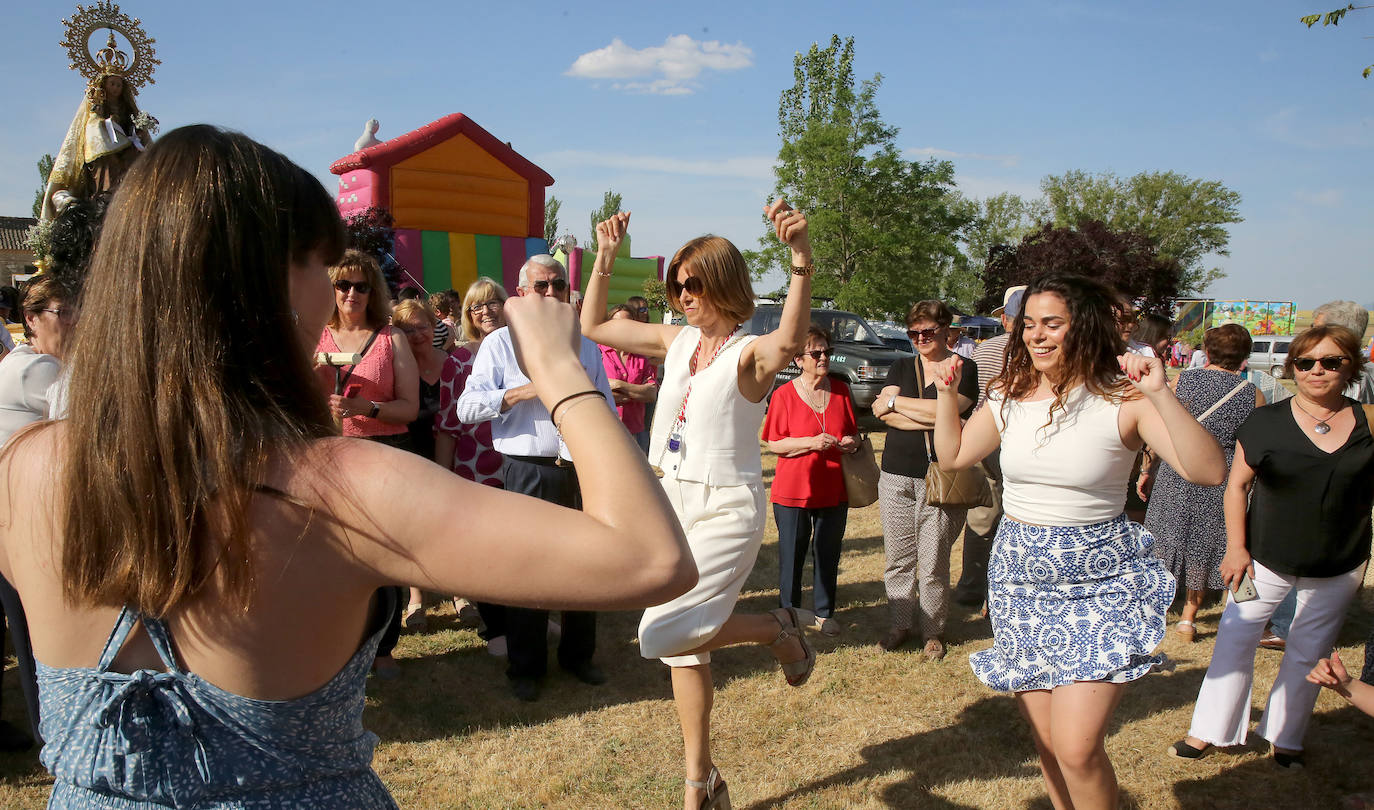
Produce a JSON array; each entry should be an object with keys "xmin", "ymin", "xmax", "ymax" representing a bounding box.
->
[{"xmin": 449, "ymin": 233, "xmax": 478, "ymax": 293}]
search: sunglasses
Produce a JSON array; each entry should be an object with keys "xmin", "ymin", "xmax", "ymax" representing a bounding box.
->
[
  {"xmin": 531, "ymin": 278, "xmax": 568, "ymax": 294},
  {"xmin": 40, "ymin": 307, "xmax": 78, "ymax": 322},
  {"xmin": 907, "ymin": 328, "xmax": 940, "ymax": 343},
  {"xmin": 670, "ymin": 276, "xmax": 705, "ymax": 297},
  {"xmin": 334, "ymin": 279, "xmax": 371, "ymax": 295},
  {"xmin": 1293, "ymin": 355, "xmax": 1349, "ymax": 372},
  {"xmin": 800, "ymin": 349, "xmax": 830, "ymax": 361},
  {"xmin": 468, "ymin": 301, "xmax": 503, "ymax": 314},
  {"xmin": 394, "ymin": 323, "xmax": 432, "ymax": 335}
]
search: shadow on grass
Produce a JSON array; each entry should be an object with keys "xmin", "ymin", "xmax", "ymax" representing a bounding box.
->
[
  {"xmin": 742, "ymin": 668, "xmax": 1208, "ymax": 810},
  {"xmin": 1171, "ymin": 704, "xmax": 1374, "ymax": 810}
]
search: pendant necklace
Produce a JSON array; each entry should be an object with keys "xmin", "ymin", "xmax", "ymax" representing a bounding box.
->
[
  {"xmin": 1293, "ymin": 397, "xmax": 1340, "ymax": 435},
  {"xmin": 667, "ymin": 326, "xmax": 743, "ymax": 454},
  {"xmin": 795, "ymin": 379, "xmax": 830, "ymax": 435}
]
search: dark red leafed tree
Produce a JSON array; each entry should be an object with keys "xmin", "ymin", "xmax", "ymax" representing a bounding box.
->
[{"xmin": 979, "ymin": 219, "xmax": 1181, "ymax": 315}]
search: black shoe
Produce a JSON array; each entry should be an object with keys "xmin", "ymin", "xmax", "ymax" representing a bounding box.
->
[
  {"xmin": 564, "ymin": 662, "xmax": 607, "ymax": 686},
  {"xmin": 510, "ymin": 677, "xmax": 541, "ymax": 702},
  {"xmin": 952, "ymin": 590, "xmax": 986, "ymax": 608},
  {"xmin": 0, "ymin": 721, "xmax": 34, "ymax": 753}
]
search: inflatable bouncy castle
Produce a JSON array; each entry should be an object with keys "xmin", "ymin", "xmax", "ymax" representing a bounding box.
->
[
  {"xmin": 330, "ymin": 113, "xmax": 553, "ymax": 294},
  {"xmin": 330, "ymin": 113, "xmax": 665, "ymax": 304}
]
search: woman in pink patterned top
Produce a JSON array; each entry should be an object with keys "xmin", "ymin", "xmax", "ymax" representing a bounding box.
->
[
  {"xmin": 314, "ymin": 250, "xmax": 418, "ymax": 444},
  {"xmin": 600, "ymin": 305, "xmax": 659, "ymax": 452},
  {"xmin": 436, "ymin": 278, "xmax": 508, "ymax": 488}
]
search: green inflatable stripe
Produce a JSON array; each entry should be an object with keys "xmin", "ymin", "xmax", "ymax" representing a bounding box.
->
[
  {"xmin": 421, "ymin": 231, "xmax": 451, "ymax": 292},
  {"xmin": 474, "ymin": 234, "xmax": 503, "ymax": 281}
]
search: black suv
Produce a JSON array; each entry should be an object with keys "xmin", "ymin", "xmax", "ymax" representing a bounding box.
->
[{"xmin": 743, "ymin": 304, "xmax": 913, "ymax": 409}]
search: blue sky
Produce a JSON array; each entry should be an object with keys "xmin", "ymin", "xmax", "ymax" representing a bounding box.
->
[{"xmin": 4, "ymin": 1, "xmax": 1370, "ymax": 309}]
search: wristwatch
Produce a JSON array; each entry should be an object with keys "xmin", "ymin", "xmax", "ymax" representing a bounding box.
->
[
  {"xmin": 368, "ymin": 401, "xmax": 380, "ymax": 419},
  {"xmin": 791, "ymin": 262, "xmax": 816, "ymax": 277}
]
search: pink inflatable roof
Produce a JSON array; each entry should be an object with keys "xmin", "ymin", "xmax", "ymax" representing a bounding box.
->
[{"xmin": 329, "ymin": 113, "xmax": 554, "ymax": 187}]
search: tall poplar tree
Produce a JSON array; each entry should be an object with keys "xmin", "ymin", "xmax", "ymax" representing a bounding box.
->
[{"xmin": 751, "ymin": 36, "xmax": 974, "ymax": 318}]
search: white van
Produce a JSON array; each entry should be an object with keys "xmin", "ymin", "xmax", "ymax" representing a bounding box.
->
[{"xmin": 1248, "ymin": 335, "xmax": 1293, "ymax": 378}]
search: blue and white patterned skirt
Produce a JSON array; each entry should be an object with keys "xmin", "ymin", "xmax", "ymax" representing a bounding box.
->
[{"xmin": 970, "ymin": 514, "xmax": 1174, "ymax": 692}]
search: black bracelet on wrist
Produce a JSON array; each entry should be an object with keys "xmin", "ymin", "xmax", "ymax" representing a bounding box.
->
[{"xmin": 550, "ymin": 389, "xmax": 603, "ymax": 424}]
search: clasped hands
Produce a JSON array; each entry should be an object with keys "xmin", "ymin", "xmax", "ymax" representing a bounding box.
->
[{"xmin": 811, "ymin": 433, "xmax": 858, "ymax": 454}]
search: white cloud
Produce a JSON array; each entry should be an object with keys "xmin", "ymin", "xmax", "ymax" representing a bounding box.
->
[
  {"xmin": 566, "ymin": 35, "xmax": 753, "ymax": 95},
  {"xmin": 537, "ymin": 149, "xmax": 774, "ymax": 180},
  {"xmin": 906, "ymin": 147, "xmax": 1020, "ymax": 168},
  {"xmin": 1295, "ymin": 188, "xmax": 1344, "ymax": 206}
]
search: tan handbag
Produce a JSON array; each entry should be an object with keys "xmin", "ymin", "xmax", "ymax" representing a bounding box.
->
[
  {"xmin": 915, "ymin": 358, "xmax": 992, "ymax": 509},
  {"xmin": 841, "ymin": 433, "xmax": 880, "ymax": 508}
]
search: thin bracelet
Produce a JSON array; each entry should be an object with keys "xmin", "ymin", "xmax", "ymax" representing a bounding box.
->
[
  {"xmin": 550, "ymin": 389, "xmax": 603, "ymax": 425},
  {"xmin": 594, "ymin": 269, "xmax": 613, "ymax": 277},
  {"xmin": 555, "ymin": 394, "xmax": 603, "ymax": 433}
]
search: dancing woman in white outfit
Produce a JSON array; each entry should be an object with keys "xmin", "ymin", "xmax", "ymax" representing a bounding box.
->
[{"xmin": 581, "ymin": 202, "xmax": 815, "ymax": 810}]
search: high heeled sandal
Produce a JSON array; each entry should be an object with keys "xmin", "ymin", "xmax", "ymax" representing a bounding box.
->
[
  {"xmin": 685, "ymin": 766, "xmax": 731, "ymax": 810},
  {"xmin": 767, "ymin": 607, "xmax": 816, "ymax": 687}
]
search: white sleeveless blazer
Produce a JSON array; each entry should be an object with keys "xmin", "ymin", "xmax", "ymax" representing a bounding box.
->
[{"xmin": 651, "ymin": 325, "xmax": 765, "ymax": 485}]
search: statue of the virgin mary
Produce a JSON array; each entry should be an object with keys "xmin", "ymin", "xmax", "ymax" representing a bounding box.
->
[{"xmin": 42, "ymin": 3, "xmax": 161, "ymax": 221}]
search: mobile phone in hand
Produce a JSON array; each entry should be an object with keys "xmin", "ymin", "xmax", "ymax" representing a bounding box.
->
[{"xmin": 1232, "ymin": 571, "xmax": 1258, "ymax": 603}]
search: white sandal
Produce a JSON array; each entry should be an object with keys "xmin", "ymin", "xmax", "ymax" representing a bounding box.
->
[
  {"xmin": 1175, "ymin": 620, "xmax": 1196, "ymax": 642},
  {"xmin": 685, "ymin": 766, "xmax": 731, "ymax": 810}
]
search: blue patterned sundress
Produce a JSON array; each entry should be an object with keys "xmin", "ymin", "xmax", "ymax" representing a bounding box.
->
[
  {"xmin": 970, "ymin": 514, "xmax": 1175, "ymax": 692},
  {"xmin": 38, "ymin": 590, "xmax": 399, "ymax": 808}
]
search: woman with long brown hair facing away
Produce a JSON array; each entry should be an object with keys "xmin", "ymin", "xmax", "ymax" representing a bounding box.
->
[
  {"xmin": 582, "ymin": 204, "xmax": 814, "ymax": 810},
  {"xmin": 929, "ymin": 275, "xmax": 1225, "ymax": 810},
  {"xmin": 0, "ymin": 125, "xmax": 695, "ymax": 809}
]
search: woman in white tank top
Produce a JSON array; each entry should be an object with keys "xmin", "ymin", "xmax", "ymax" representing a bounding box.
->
[
  {"xmin": 580, "ymin": 202, "xmax": 817, "ymax": 810},
  {"xmin": 929, "ymin": 275, "xmax": 1226, "ymax": 810}
]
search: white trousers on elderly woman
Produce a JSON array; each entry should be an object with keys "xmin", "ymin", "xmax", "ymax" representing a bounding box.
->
[
  {"xmin": 638, "ymin": 478, "xmax": 766, "ymax": 666},
  {"xmin": 1187, "ymin": 559, "xmax": 1365, "ymax": 751}
]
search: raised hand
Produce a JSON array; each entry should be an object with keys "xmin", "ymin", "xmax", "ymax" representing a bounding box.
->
[
  {"xmin": 1118, "ymin": 352, "xmax": 1167, "ymax": 395},
  {"xmin": 595, "ymin": 212, "xmax": 630, "ymax": 256},
  {"xmin": 765, "ymin": 198, "xmax": 811, "ymax": 259},
  {"xmin": 931, "ymin": 355, "xmax": 963, "ymax": 393},
  {"xmin": 505, "ymin": 294, "xmax": 580, "ymax": 380},
  {"xmin": 1307, "ymin": 651, "xmax": 1353, "ymax": 692}
]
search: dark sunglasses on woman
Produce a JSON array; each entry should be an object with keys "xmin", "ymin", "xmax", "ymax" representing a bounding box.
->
[
  {"xmin": 1293, "ymin": 355, "xmax": 1349, "ymax": 372},
  {"xmin": 531, "ymin": 278, "xmax": 568, "ymax": 294},
  {"xmin": 670, "ymin": 276, "xmax": 705, "ymax": 297},
  {"xmin": 800, "ymin": 349, "xmax": 829, "ymax": 361},
  {"xmin": 334, "ymin": 279, "xmax": 371, "ymax": 295},
  {"xmin": 907, "ymin": 327, "xmax": 939, "ymax": 343}
]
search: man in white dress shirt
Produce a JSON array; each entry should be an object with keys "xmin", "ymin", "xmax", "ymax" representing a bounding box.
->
[{"xmin": 456, "ymin": 254, "xmax": 615, "ymax": 702}]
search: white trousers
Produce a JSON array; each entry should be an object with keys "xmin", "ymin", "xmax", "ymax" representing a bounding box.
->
[
  {"xmin": 1187, "ymin": 559, "xmax": 1365, "ymax": 751},
  {"xmin": 637, "ymin": 477, "xmax": 765, "ymax": 666}
]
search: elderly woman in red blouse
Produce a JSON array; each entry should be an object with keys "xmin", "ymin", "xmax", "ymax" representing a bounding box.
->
[{"xmin": 762, "ymin": 325, "xmax": 859, "ymax": 637}]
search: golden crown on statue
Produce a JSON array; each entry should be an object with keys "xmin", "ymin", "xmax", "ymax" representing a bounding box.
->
[{"xmin": 59, "ymin": 1, "xmax": 159, "ymax": 88}]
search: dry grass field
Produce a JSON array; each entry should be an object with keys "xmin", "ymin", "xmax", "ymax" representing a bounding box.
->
[{"xmin": 1, "ymin": 429, "xmax": 1371, "ymax": 808}]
